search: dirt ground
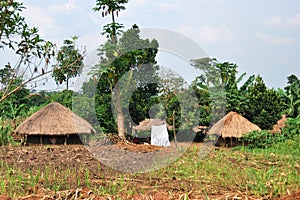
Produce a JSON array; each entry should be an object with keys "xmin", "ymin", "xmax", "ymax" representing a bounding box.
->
[{"xmin": 0, "ymin": 141, "xmax": 298, "ymax": 200}]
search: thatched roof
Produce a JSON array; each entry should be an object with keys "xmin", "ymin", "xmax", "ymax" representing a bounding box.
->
[
  {"xmin": 15, "ymin": 102, "xmax": 96, "ymax": 136},
  {"xmin": 132, "ymin": 119, "xmax": 172, "ymax": 131},
  {"xmin": 208, "ymin": 111, "xmax": 261, "ymax": 138},
  {"xmin": 270, "ymin": 115, "xmax": 287, "ymax": 134},
  {"xmin": 193, "ymin": 125, "xmax": 208, "ymax": 133}
]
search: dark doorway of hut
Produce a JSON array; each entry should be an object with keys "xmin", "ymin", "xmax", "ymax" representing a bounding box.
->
[
  {"xmin": 24, "ymin": 134, "xmax": 90, "ymax": 146},
  {"xmin": 214, "ymin": 136, "xmax": 240, "ymax": 147}
]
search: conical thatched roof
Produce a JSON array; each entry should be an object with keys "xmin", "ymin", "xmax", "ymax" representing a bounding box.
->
[
  {"xmin": 15, "ymin": 102, "xmax": 96, "ymax": 135},
  {"xmin": 270, "ymin": 115, "xmax": 287, "ymax": 134},
  {"xmin": 132, "ymin": 119, "xmax": 172, "ymax": 131},
  {"xmin": 208, "ymin": 111, "xmax": 261, "ymax": 138}
]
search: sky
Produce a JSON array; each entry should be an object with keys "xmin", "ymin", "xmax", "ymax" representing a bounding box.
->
[{"xmin": 1, "ymin": 0, "xmax": 300, "ymax": 90}]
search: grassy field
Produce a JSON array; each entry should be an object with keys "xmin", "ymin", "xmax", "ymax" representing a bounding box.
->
[{"xmin": 0, "ymin": 136, "xmax": 299, "ymax": 199}]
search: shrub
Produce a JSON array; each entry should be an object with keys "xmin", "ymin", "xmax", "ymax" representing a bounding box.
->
[
  {"xmin": 281, "ymin": 116, "xmax": 300, "ymax": 139},
  {"xmin": 240, "ymin": 130, "xmax": 285, "ymax": 149},
  {"xmin": 239, "ymin": 116, "xmax": 299, "ymax": 149},
  {"xmin": 0, "ymin": 119, "xmax": 14, "ymax": 146}
]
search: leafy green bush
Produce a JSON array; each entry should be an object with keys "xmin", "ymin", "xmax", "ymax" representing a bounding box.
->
[
  {"xmin": 281, "ymin": 116, "xmax": 300, "ymax": 139},
  {"xmin": 240, "ymin": 116, "xmax": 300, "ymax": 149},
  {"xmin": 0, "ymin": 119, "xmax": 14, "ymax": 146},
  {"xmin": 240, "ymin": 130, "xmax": 285, "ymax": 149}
]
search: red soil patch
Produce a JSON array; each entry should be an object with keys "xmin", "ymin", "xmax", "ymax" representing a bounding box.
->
[{"xmin": 279, "ymin": 190, "xmax": 300, "ymax": 200}]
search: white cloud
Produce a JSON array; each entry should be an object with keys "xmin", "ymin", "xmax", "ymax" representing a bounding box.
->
[
  {"xmin": 265, "ymin": 13, "xmax": 300, "ymax": 27},
  {"xmin": 156, "ymin": 2, "xmax": 179, "ymax": 12},
  {"xmin": 78, "ymin": 31, "xmax": 106, "ymax": 54},
  {"xmin": 23, "ymin": 5, "xmax": 65, "ymax": 39},
  {"xmin": 177, "ymin": 25, "xmax": 194, "ymax": 35},
  {"xmin": 255, "ymin": 31, "xmax": 295, "ymax": 45},
  {"xmin": 286, "ymin": 13, "xmax": 300, "ymax": 26},
  {"xmin": 197, "ymin": 25, "xmax": 234, "ymax": 44},
  {"xmin": 176, "ymin": 25, "xmax": 235, "ymax": 45},
  {"xmin": 49, "ymin": 0, "xmax": 77, "ymax": 12},
  {"xmin": 127, "ymin": 0, "xmax": 151, "ymax": 7}
]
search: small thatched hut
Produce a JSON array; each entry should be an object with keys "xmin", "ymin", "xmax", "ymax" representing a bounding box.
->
[
  {"xmin": 132, "ymin": 119, "xmax": 172, "ymax": 132},
  {"xmin": 15, "ymin": 102, "xmax": 96, "ymax": 145},
  {"xmin": 130, "ymin": 119, "xmax": 172, "ymax": 144},
  {"xmin": 208, "ymin": 111, "xmax": 261, "ymax": 146},
  {"xmin": 270, "ymin": 115, "xmax": 287, "ymax": 134}
]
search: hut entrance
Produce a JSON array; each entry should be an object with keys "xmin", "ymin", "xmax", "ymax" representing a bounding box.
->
[{"xmin": 25, "ymin": 134, "xmax": 87, "ymax": 145}]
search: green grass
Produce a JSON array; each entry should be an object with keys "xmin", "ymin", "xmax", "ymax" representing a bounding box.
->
[{"xmin": 0, "ymin": 137, "xmax": 299, "ymax": 199}]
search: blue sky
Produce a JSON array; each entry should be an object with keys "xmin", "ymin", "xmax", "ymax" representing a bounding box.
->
[{"xmin": 2, "ymin": 0, "xmax": 300, "ymax": 89}]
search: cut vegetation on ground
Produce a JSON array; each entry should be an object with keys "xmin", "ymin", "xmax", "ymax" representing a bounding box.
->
[{"xmin": 0, "ymin": 135, "xmax": 299, "ymax": 199}]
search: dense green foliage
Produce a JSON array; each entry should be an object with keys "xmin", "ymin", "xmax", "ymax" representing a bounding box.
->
[
  {"xmin": 244, "ymin": 75, "xmax": 283, "ymax": 130},
  {"xmin": 0, "ymin": 119, "xmax": 14, "ymax": 146},
  {"xmin": 278, "ymin": 75, "xmax": 300, "ymax": 118},
  {"xmin": 191, "ymin": 58, "xmax": 286, "ymax": 131},
  {"xmin": 239, "ymin": 116, "xmax": 300, "ymax": 149},
  {"xmin": 0, "ymin": 0, "xmax": 299, "ymax": 148},
  {"xmin": 91, "ymin": 25, "xmax": 160, "ymax": 134},
  {"xmin": 92, "ymin": 0, "xmax": 129, "ymax": 137}
]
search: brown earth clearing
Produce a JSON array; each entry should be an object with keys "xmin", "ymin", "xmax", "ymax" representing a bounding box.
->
[{"xmin": 0, "ymin": 141, "xmax": 299, "ymax": 200}]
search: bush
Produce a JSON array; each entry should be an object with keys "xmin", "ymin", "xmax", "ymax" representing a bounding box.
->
[
  {"xmin": 239, "ymin": 116, "xmax": 300, "ymax": 149},
  {"xmin": 281, "ymin": 116, "xmax": 300, "ymax": 139},
  {"xmin": 0, "ymin": 119, "xmax": 14, "ymax": 146},
  {"xmin": 239, "ymin": 130, "xmax": 285, "ymax": 149}
]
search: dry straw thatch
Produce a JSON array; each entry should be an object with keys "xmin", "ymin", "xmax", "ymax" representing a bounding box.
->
[
  {"xmin": 270, "ymin": 115, "xmax": 287, "ymax": 134},
  {"xmin": 208, "ymin": 111, "xmax": 261, "ymax": 138},
  {"xmin": 15, "ymin": 102, "xmax": 96, "ymax": 136},
  {"xmin": 132, "ymin": 119, "xmax": 172, "ymax": 131}
]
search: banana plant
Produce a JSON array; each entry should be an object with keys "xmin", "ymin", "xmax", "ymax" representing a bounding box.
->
[{"xmin": 278, "ymin": 81, "xmax": 300, "ymax": 118}]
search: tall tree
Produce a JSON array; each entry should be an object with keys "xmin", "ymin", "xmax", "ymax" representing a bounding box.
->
[
  {"xmin": 92, "ymin": 25, "xmax": 159, "ymax": 135},
  {"xmin": 93, "ymin": 0, "xmax": 128, "ymax": 138},
  {"xmin": 52, "ymin": 36, "xmax": 84, "ymax": 90},
  {"xmin": 93, "ymin": 1, "xmax": 159, "ymax": 138},
  {"xmin": 191, "ymin": 57, "xmax": 255, "ymax": 124},
  {"xmin": 245, "ymin": 75, "xmax": 283, "ymax": 129}
]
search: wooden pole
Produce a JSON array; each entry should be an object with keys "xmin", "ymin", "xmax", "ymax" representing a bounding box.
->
[
  {"xmin": 87, "ymin": 134, "xmax": 90, "ymax": 145},
  {"xmin": 64, "ymin": 135, "xmax": 67, "ymax": 145},
  {"xmin": 24, "ymin": 134, "xmax": 27, "ymax": 146}
]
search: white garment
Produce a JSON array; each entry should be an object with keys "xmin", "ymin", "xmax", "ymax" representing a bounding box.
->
[{"xmin": 151, "ymin": 124, "xmax": 170, "ymax": 147}]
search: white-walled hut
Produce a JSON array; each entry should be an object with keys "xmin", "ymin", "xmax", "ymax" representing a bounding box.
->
[
  {"xmin": 15, "ymin": 102, "xmax": 96, "ymax": 145},
  {"xmin": 208, "ymin": 111, "xmax": 261, "ymax": 146}
]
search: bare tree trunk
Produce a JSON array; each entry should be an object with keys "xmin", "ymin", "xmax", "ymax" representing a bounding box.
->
[
  {"xmin": 110, "ymin": 11, "xmax": 125, "ymax": 139},
  {"xmin": 114, "ymin": 84, "xmax": 125, "ymax": 138}
]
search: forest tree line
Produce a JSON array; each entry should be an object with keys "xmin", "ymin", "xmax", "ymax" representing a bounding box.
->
[{"xmin": 0, "ymin": 0, "xmax": 299, "ymax": 145}]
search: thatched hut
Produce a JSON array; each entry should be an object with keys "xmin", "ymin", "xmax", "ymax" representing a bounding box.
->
[
  {"xmin": 130, "ymin": 119, "xmax": 172, "ymax": 144},
  {"xmin": 132, "ymin": 119, "xmax": 172, "ymax": 132},
  {"xmin": 208, "ymin": 111, "xmax": 261, "ymax": 146},
  {"xmin": 270, "ymin": 115, "xmax": 287, "ymax": 134},
  {"xmin": 15, "ymin": 102, "xmax": 96, "ymax": 145}
]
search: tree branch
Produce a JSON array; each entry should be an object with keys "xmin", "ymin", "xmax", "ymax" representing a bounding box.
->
[{"xmin": 0, "ymin": 69, "xmax": 53, "ymax": 103}]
